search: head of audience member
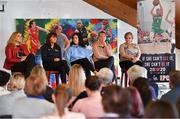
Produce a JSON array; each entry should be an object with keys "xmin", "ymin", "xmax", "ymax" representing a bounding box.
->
[
  {"xmin": 96, "ymin": 68, "xmax": 113, "ymax": 87},
  {"xmin": 30, "ymin": 65, "xmax": 47, "ymax": 80},
  {"xmin": 24, "ymin": 74, "xmax": 48, "ymax": 97},
  {"xmin": 46, "ymin": 32, "xmax": 58, "ymax": 46},
  {"xmin": 8, "ymin": 72, "xmax": 25, "ymax": 91},
  {"xmin": 127, "ymin": 65, "xmax": 147, "ymax": 85},
  {"xmin": 101, "ymin": 85, "xmax": 132, "ymax": 118},
  {"xmin": 124, "ymin": 32, "xmax": 134, "ymax": 45},
  {"xmin": 0, "ymin": 70, "xmax": 11, "ymax": 87},
  {"xmin": 98, "ymin": 30, "xmax": 106, "ymax": 42},
  {"xmin": 169, "ymin": 70, "xmax": 180, "ymax": 89},
  {"xmin": 144, "ymin": 100, "xmax": 178, "ymax": 118},
  {"xmin": 126, "ymin": 86, "xmax": 144, "ymax": 118},
  {"xmin": 7, "ymin": 32, "xmax": 22, "ymax": 46},
  {"xmin": 71, "ymin": 32, "xmax": 85, "ymax": 47},
  {"xmin": 132, "ymin": 77, "xmax": 152, "ymax": 108},
  {"xmin": 52, "ymin": 84, "xmax": 72, "ymax": 117},
  {"xmin": 68, "ymin": 64, "xmax": 86, "ymax": 96},
  {"xmin": 52, "ymin": 25, "xmax": 63, "ymax": 36},
  {"xmin": 85, "ymin": 76, "xmax": 101, "ymax": 96}
]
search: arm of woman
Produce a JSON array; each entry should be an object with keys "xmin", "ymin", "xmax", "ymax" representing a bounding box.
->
[
  {"xmin": 5, "ymin": 46, "xmax": 21, "ymax": 63},
  {"xmin": 92, "ymin": 43, "xmax": 108, "ymax": 60},
  {"xmin": 41, "ymin": 45, "xmax": 54, "ymax": 62},
  {"xmin": 105, "ymin": 44, "xmax": 112, "ymax": 57},
  {"xmin": 37, "ymin": 26, "xmax": 49, "ymax": 33},
  {"xmin": 119, "ymin": 44, "xmax": 133, "ymax": 61},
  {"xmin": 133, "ymin": 44, "xmax": 141, "ymax": 62}
]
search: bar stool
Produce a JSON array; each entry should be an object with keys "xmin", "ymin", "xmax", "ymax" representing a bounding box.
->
[
  {"xmin": 46, "ymin": 70, "xmax": 59, "ymax": 88},
  {"xmin": 120, "ymin": 68, "xmax": 128, "ymax": 87}
]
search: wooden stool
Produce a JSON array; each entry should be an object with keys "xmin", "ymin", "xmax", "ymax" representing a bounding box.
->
[
  {"xmin": 120, "ymin": 68, "xmax": 128, "ymax": 87},
  {"xmin": 46, "ymin": 70, "xmax": 59, "ymax": 88}
]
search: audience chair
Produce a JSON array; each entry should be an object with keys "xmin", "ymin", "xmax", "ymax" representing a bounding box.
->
[{"xmin": 46, "ymin": 70, "xmax": 59, "ymax": 88}]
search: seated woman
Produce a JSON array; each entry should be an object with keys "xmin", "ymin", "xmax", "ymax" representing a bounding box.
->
[
  {"xmin": 3, "ymin": 32, "xmax": 35, "ymax": 77},
  {"xmin": 92, "ymin": 30, "xmax": 116, "ymax": 80},
  {"xmin": 41, "ymin": 32, "xmax": 69, "ymax": 84},
  {"xmin": 119, "ymin": 32, "xmax": 142, "ymax": 70},
  {"xmin": 65, "ymin": 32, "xmax": 96, "ymax": 77}
]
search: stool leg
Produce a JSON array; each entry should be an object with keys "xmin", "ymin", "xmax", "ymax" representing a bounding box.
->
[
  {"xmin": 125, "ymin": 72, "xmax": 128, "ymax": 87},
  {"xmin": 55, "ymin": 73, "xmax": 59, "ymax": 87},
  {"xmin": 120, "ymin": 72, "xmax": 123, "ymax": 86}
]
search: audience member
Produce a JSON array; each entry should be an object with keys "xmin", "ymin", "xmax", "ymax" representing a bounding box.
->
[
  {"xmin": 92, "ymin": 30, "xmax": 116, "ymax": 81},
  {"xmin": 41, "ymin": 32, "xmax": 69, "ymax": 83},
  {"xmin": 101, "ymin": 85, "xmax": 132, "ymax": 118},
  {"xmin": 12, "ymin": 74, "xmax": 55, "ymax": 118},
  {"xmin": 65, "ymin": 32, "xmax": 96, "ymax": 77},
  {"xmin": 126, "ymin": 86, "xmax": 144, "ymax": 118},
  {"xmin": 119, "ymin": 32, "xmax": 142, "ymax": 71},
  {"xmin": 0, "ymin": 70, "xmax": 11, "ymax": 96},
  {"xmin": 161, "ymin": 70, "xmax": 180, "ymax": 105},
  {"xmin": 0, "ymin": 73, "xmax": 26, "ymax": 116},
  {"xmin": 40, "ymin": 84, "xmax": 85, "ymax": 119},
  {"xmin": 30, "ymin": 65, "xmax": 54, "ymax": 103},
  {"xmin": 3, "ymin": 32, "xmax": 35, "ymax": 78},
  {"xmin": 72, "ymin": 76, "xmax": 104, "ymax": 117},
  {"xmin": 144, "ymin": 100, "xmax": 178, "ymax": 118},
  {"xmin": 133, "ymin": 77, "xmax": 153, "ymax": 108}
]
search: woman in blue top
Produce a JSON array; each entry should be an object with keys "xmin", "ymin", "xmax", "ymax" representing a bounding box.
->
[{"xmin": 65, "ymin": 33, "xmax": 96, "ymax": 77}]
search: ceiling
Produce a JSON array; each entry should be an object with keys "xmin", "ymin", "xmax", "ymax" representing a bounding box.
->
[{"xmin": 84, "ymin": 0, "xmax": 180, "ymax": 49}]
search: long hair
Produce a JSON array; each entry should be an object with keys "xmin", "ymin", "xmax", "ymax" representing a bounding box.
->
[
  {"xmin": 68, "ymin": 64, "xmax": 86, "ymax": 96},
  {"xmin": 70, "ymin": 32, "xmax": 85, "ymax": 47},
  {"xmin": 30, "ymin": 65, "xmax": 47, "ymax": 81},
  {"xmin": 54, "ymin": 84, "xmax": 72, "ymax": 117},
  {"xmin": 45, "ymin": 32, "xmax": 57, "ymax": 45},
  {"xmin": 7, "ymin": 32, "xmax": 20, "ymax": 46}
]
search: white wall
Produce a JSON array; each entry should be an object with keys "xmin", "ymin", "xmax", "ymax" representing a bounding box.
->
[{"xmin": 0, "ymin": 0, "xmax": 137, "ymax": 71}]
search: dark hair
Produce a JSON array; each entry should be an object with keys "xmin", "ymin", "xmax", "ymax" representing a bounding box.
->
[
  {"xmin": 71, "ymin": 32, "xmax": 85, "ymax": 47},
  {"xmin": 46, "ymin": 32, "xmax": 57, "ymax": 45},
  {"xmin": 0, "ymin": 70, "xmax": 10, "ymax": 86},
  {"xmin": 51, "ymin": 25, "xmax": 62, "ymax": 33},
  {"xmin": 85, "ymin": 76, "xmax": 101, "ymax": 91},
  {"xmin": 169, "ymin": 70, "xmax": 180, "ymax": 87},
  {"xmin": 98, "ymin": 30, "xmax": 106, "ymax": 38},
  {"xmin": 133, "ymin": 77, "xmax": 152, "ymax": 107},
  {"xmin": 144, "ymin": 100, "xmax": 178, "ymax": 118},
  {"xmin": 101, "ymin": 85, "xmax": 132, "ymax": 117},
  {"xmin": 29, "ymin": 20, "xmax": 35, "ymax": 28},
  {"xmin": 124, "ymin": 32, "xmax": 133, "ymax": 39}
]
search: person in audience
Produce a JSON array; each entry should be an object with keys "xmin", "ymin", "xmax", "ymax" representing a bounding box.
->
[
  {"xmin": 119, "ymin": 32, "xmax": 142, "ymax": 71},
  {"xmin": 30, "ymin": 65, "xmax": 54, "ymax": 103},
  {"xmin": 40, "ymin": 84, "xmax": 86, "ymax": 119},
  {"xmin": 28, "ymin": 20, "xmax": 49, "ymax": 54},
  {"xmin": 41, "ymin": 32, "xmax": 69, "ymax": 84},
  {"xmin": 144, "ymin": 100, "xmax": 178, "ymax": 118},
  {"xmin": 133, "ymin": 77, "xmax": 153, "ymax": 108},
  {"xmin": 161, "ymin": 70, "xmax": 180, "ymax": 105},
  {"xmin": 126, "ymin": 86, "xmax": 144, "ymax": 118},
  {"xmin": 0, "ymin": 70, "xmax": 11, "ymax": 96},
  {"xmin": 0, "ymin": 73, "xmax": 26, "ymax": 116},
  {"xmin": 70, "ymin": 67, "xmax": 113, "ymax": 109},
  {"xmin": 12, "ymin": 74, "xmax": 55, "ymax": 118},
  {"xmin": 72, "ymin": 76, "xmax": 104, "ymax": 117},
  {"xmin": 127, "ymin": 65, "xmax": 159, "ymax": 98},
  {"xmin": 3, "ymin": 32, "xmax": 35, "ymax": 78},
  {"xmin": 65, "ymin": 32, "xmax": 96, "ymax": 77},
  {"xmin": 101, "ymin": 85, "xmax": 132, "ymax": 118},
  {"xmin": 92, "ymin": 30, "xmax": 116, "ymax": 81},
  {"xmin": 52, "ymin": 25, "xmax": 70, "ymax": 58}
]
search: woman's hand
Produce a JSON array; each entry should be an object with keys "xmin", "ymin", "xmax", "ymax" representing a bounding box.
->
[
  {"xmin": 20, "ymin": 56, "xmax": 27, "ymax": 61},
  {"xmin": 54, "ymin": 58, "xmax": 60, "ymax": 62}
]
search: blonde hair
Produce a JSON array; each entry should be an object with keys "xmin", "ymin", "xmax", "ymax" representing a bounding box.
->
[
  {"xmin": 55, "ymin": 84, "xmax": 72, "ymax": 117},
  {"xmin": 7, "ymin": 32, "xmax": 21, "ymax": 46},
  {"xmin": 68, "ymin": 64, "xmax": 86, "ymax": 96},
  {"xmin": 30, "ymin": 65, "xmax": 47, "ymax": 80},
  {"xmin": 24, "ymin": 74, "xmax": 48, "ymax": 96},
  {"xmin": 9, "ymin": 72, "xmax": 25, "ymax": 91}
]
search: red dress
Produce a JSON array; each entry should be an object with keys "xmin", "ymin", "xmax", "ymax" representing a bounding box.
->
[
  {"xmin": 3, "ymin": 43, "xmax": 30, "ymax": 70},
  {"xmin": 28, "ymin": 27, "xmax": 40, "ymax": 54}
]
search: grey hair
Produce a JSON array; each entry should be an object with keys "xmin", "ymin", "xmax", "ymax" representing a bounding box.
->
[{"xmin": 96, "ymin": 68, "xmax": 113, "ymax": 85}]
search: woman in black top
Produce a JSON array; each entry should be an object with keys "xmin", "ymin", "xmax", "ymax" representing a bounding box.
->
[{"xmin": 41, "ymin": 32, "xmax": 69, "ymax": 84}]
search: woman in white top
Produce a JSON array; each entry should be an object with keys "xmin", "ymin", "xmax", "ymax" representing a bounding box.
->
[{"xmin": 119, "ymin": 32, "xmax": 142, "ymax": 70}]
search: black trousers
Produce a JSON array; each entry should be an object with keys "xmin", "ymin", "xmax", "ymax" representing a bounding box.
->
[
  {"xmin": 71, "ymin": 58, "xmax": 95, "ymax": 77},
  {"xmin": 94, "ymin": 56, "xmax": 116, "ymax": 80},
  {"xmin": 43, "ymin": 60, "xmax": 69, "ymax": 83},
  {"xmin": 11, "ymin": 54, "xmax": 36, "ymax": 78},
  {"xmin": 119, "ymin": 60, "xmax": 143, "ymax": 71}
]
